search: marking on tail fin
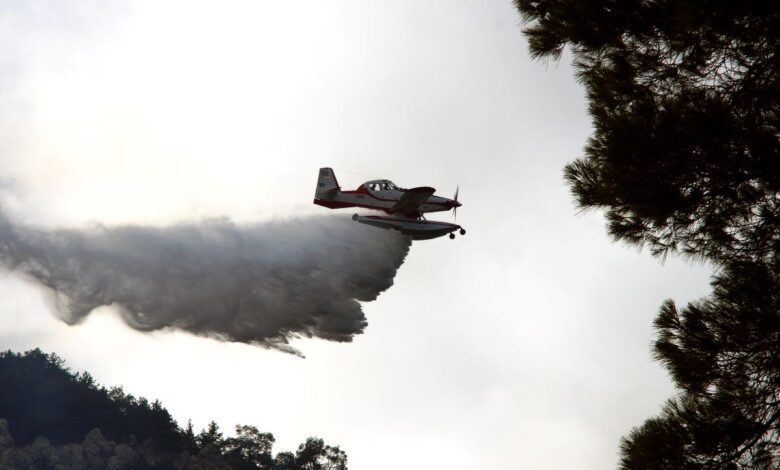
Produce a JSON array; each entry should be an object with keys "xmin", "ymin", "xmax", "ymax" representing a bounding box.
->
[{"xmin": 318, "ymin": 168, "xmax": 340, "ymax": 187}]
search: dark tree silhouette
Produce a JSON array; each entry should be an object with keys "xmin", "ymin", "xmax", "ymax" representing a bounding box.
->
[
  {"xmin": 274, "ymin": 451, "xmax": 297, "ymax": 470},
  {"xmin": 294, "ymin": 437, "xmax": 348, "ymax": 470},
  {"xmin": 224, "ymin": 425, "xmax": 276, "ymax": 470},
  {"xmin": 515, "ymin": 0, "xmax": 780, "ymax": 263},
  {"xmin": 621, "ymin": 257, "xmax": 780, "ymax": 468},
  {"xmin": 514, "ymin": 1, "xmax": 780, "ymax": 467},
  {"xmin": 0, "ymin": 349, "xmax": 349, "ymax": 469},
  {"xmin": 0, "ymin": 349, "xmax": 184, "ymax": 451},
  {"xmin": 184, "ymin": 419, "xmax": 199, "ymax": 453},
  {"xmin": 197, "ymin": 420, "xmax": 225, "ymax": 454}
]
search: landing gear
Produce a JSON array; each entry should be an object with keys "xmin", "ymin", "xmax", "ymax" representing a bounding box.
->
[
  {"xmin": 352, "ymin": 214, "xmax": 359, "ymax": 221},
  {"xmin": 449, "ymin": 233, "xmax": 455, "ymax": 240},
  {"xmin": 460, "ymin": 228, "xmax": 466, "ymax": 235}
]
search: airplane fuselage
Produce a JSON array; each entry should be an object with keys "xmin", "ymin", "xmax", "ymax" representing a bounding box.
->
[
  {"xmin": 313, "ymin": 168, "xmax": 465, "ymax": 240},
  {"xmin": 314, "ymin": 185, "xmax": 456, "ymax": 217}
]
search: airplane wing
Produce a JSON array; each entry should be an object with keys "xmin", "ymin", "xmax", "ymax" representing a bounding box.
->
[{"xmin": 390, "ymin": 186, "xmax": 435, "ymax": 213}]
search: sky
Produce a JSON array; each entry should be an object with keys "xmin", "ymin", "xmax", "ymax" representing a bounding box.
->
[{"xmin": 0, "ymin": 1, "xmax": 715, "ymax": 469}]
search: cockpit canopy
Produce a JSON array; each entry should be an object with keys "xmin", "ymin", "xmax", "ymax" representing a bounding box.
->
[{"xmin": 364, "ymin": 180, "xmax": 400, "ymax": 192}]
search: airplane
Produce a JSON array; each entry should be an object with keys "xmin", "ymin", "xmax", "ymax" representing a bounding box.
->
[{"xmin": 313, "ymin": 167, "xmax": 466, "ymax": 240}]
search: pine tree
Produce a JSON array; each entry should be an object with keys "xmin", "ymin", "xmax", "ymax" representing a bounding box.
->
[
  {"xmin": 621, "ymin": 257, "xmax": 780, "ymax": 468},
  {"xmin": 515, "ymin": 0, "xmax": 780, "ymax": 263},
  {"xmin": 514, "ymin": 1, "xmax": 780, "ymax": 467}
]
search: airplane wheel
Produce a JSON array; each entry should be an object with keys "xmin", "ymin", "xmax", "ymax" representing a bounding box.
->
[
  {"xmin": 449, "ymin": 233, "xmax": 455, "ymax": 240},
  {"xmin": 460, "ymin": 228, "xmax": 466, "ymax": 235},
  {"xmin": 352, "ymin": 214, "xmax": 358, "ymax": 221}
]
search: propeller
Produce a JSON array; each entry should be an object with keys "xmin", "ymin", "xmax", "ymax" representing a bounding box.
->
[{"xmin": 452, "ymin": 185, "xmax": 459, "ymax": 221}]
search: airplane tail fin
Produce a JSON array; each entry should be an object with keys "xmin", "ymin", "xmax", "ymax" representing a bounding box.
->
[{"xmin": 314, "ymin": 167, "xmax": 340, "ymax": 199}]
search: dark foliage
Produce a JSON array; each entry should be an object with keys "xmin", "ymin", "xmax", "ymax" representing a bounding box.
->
[
  {"xmin": 197, "ymin": 420, "xmax": 226, "ymax": 454},
  {"xmin": 514, "ymin": 1, "xmax": 780, "ymax": 467},
  {"xmin": 0, "ymin": 348, "xmax": 183, "ymax": 451},
  {"xmin": 223, "ymin": 425, "xmax": 276, "ymax": 470},
  {"xmin": 0, "ymin": 349, "xmax": 347, "ymax": 469},
  {"xmin": 293, "ymin": 438, "xmax": 348, "ymax": 470},
  {"xmin": 620, "ymin": 257, "xmax": 780, "ymax": 469},
  {"xmin": 515, "ymin": 0, "xmax": 780, "ymax": 263}
]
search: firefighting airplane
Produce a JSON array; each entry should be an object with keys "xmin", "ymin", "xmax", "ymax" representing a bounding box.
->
[{"xmin": 313, "ymin": 167, "xmax": 465, "ymax": 240}]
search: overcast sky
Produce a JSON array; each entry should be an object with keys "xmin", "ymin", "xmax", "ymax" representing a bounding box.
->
[{"xmin": 0, "ymin": 1, "xmax": 715, "ymax": 469}]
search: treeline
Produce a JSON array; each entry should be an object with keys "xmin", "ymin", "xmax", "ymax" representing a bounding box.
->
[{"xmin": 0, "ymin": 349, "xmax": 347, "ymax": 469}]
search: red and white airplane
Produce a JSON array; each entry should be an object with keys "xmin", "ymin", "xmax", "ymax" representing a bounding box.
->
[{"xmin": 313, "ymin": 167, "xmax": 465, "ymax": 240}]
